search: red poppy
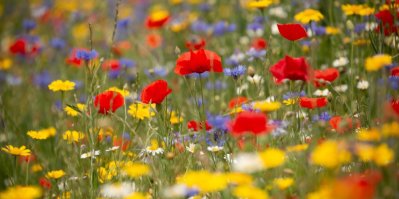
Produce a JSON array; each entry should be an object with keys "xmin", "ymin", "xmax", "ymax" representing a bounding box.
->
[
  {"xmin": 277, "ymin": 23, "xmax": 308, "ymax": 41},
  {"xmin": 145, "ymin": 12, "xmax": 170, "ymax": 29},
  {"xmin": 146, "ymin": 33, "xmax": 162, "ymax": 48},
  {"xmin": 375, "ymin": 10, "xmax": 398, "ymax": 35},
  {"xmin": 228, "ymin": 97, "xmax": 248, "ymax": 109},
  {"xmin": 332, "ymin": 171, "xmax": 381, "ymax": 199},
  {"xmin": 391, "ymin": 99, "xmax": 399, "ymax": 116},
  {"xmin": 269, "ymin": 55, "xmax": 311, "ymax": 83},
  {"xmin": 187, "ymin": 120, "xmax": 212, "ymax": 131},
  {"xmin": 19, "ymin": 154, "xmax": 36, "ymax": 163},
  {"xmin": 391, "ymin": 66, "xmax": 399, "ymax": 76},
  {"xmin": 102, "ymin": 59, "xmax": 120, "ymax": 71},
  {"xmin": 329, "ymin": 116, "xmax": 359, "ymax": 134},
  {"xmin": 113, "ymin": 137, "xmax": 130, "ymax": 151},
  {"xmin": 314, "ymin": 68, "xmax": 340, "ymax": 87},
  {"xmin": 175, "ymin": 49, "xmax": 223, "ymax": 75},
  {"xmin": 9, "ymin": 39, "xmax": 27, "ymax": 55},
  {"xmin": 251, "ymin": 38, "xmax": 267, "ymax": 50},
  {"xmin": 112, "ymin": 41, "xmax": 131, "ymax": 56},
  {"xmin": 141, "ymin": 80, "xmax": 172, "ymax": 104},
  {"xmin": 66, "ymin": 48, "xmax": 84, "ymax": 67},
  {"xmin": 228, "ymin": 111, "xmax": 270, "ymax": 136},
  {"xmin": 94, "ymin": 91, "xmax": 124, "ymax": 114},
  {"xmin": 299, "ymin": 97, "xmax": 328, "ymax": 109},
  {"xmin": 39, "ymin": 177, "xmax": 52, "ymax": 189},
  {"xmin": 186, "ymin": 37, "xmax": 206, "ymax": 50}
]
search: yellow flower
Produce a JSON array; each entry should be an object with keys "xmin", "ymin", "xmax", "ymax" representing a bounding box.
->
[
  {"xmin": 286, "ymin": 144, "xmax": 308, "ymax": 152},
  {"xmin": 98, "ymin": 167, "xmax": 116, "ymax": 183},
  {"xmin": 310, "ymin": 140, "xmax": 351, "ymax": 168},
  {"xmin": 307, "ymin": 186, "xmax": 332, "ymax": 199},
  {"xmin": 31, "ymin": 164, "xmax": 43, "ymax": 172},
  {"xmin": 0, "ymin": 58, "xmax": 12, "ymax": 70},
  {"xmin": 247, "ymin": 0, "xmax": 274, "ymax": 9},
  {"xmin": 365, "ymin": 54, "xmax": 392, "ymax": 72},
  {"xmin": 381, "ymin": 122, "xmax": 399, "ymax": 137},
  {"xmin": 283, "ymin": 98, "xmax": 297, "ymax": 106},
  {"xmin": 273, "ymin": 177, "xmax": 294, "ymax": 190},
  {"xmin": 62, "ymin": 130, "xmax": 85, "ymax": 143},
  {"xmin": 27, "ymin": 127, "xmax": 56, "ymax": 140},
  {"xmin": 124, "ymin": 192, "xmax": 147, "ymax": 199},
  {"xmin": 253, "ymin": 101, "xmax": 281, "ymax": 112},
  {"xmin": 177, "ymin": 171, "xmax": 228, "ymax": 193},
  {"xmin": 123, "ymin": 163, "xmax": 150, "ymax": 178},
  {"xmin": 128, "ymin": 103, "xmax": 155, "ymax": 120},
  {"xmin": 356, "ymin": 128, "xmax": 381, "ymax": 141},
  {"xmin": 149, "ymin": 6, "xmax": 169, "ymax": 21},
  {"xmin": 107, "ymin": 87, "xmax": 130, "ymax": 97},
  {"xmin": 2, "ymin": 145, "xmax": 31, "ymax": 156},
  {"xmin": 64, "ymin": 103, "xmax": 85, "ymax": 117},
  {"xmin": 373, "ymin": 144, "xmax": 394, "ymax": 166},
  {"xmin": 170, "ymin": 0, "xmax": 183, "ymax": 5},
  {"xmin": 341, "ymin": 4, "xmax": 374, "ymax": 16},
  {"xmin": 0, "ymin": 186, "xmax": 42, "ymax": 199},
  {"xmin": 259, "ymin": 148, "xmax": 285, "ymax": 169},
  {"xmin": 294, "ymin": 9, "xmax": 324, "ymax": 24},
  {"xmin": 48, "ymin": 80, "xmax": 75, "ymax": 92},
  {"xmin": 325, "ymin": 27, "xmax": 340, "ymax": 35},
  {"xmin": 355, "ymin": 144, "xmax": 375, "ymax": 162},
  {"xmin": 170, "ymin": 111, "xmax": 183, "ymax": 124},
  {"xmin": 225, "ymin": 172, "xmax": 253, "ymax": 185},
  {"xmin": 46, "ymin": 170, "xmax": 66, "ymax": 179},
  {"xmin": 229, "ymin": 106, "xmax": 244, "ymax": 114},
  {"xmin": 233, "ymin": 185, "xmax": 269, "ymax": 199},
  {"xmin": 72, "ymin": 23, "xmax": 88, "ymax": 41},
  {"xmin": 119, "ymin": 6, "xmax": 133, "ymax": 18}
]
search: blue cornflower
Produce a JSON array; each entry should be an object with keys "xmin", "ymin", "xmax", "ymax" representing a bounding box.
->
[
  {"xmin": 50, "ymin": 38, "xmax": 66, "ymax": 50},
  {"xmin": 312, "ymin": 111, "xmax": 331, "ymax": 122},
  {"xmin": 212, "ymin": 21, "xmax": 236, "ymax": 36},
  {"xmin": 283, "ymin": 91, "xmax": 306, "ymax": 100},
  {"xmin": 186, "ymin": 72, "xmax": 209, "ymax": 79},
  {"xmin": 34, "ymin": 71, "xmax": 52, "ymax": 88},
  {"xmin": 224, "ymin": 65, "xmax": 246, "ymax": 79},
  {"xmin": 120, "ymin": 58, "xmax": 136, "ymax": 68},
  {"xmin": 246, "ymin": 48, "xmax": 266, "ymax": 62},
  {"xmin": 145, "ymin": 67, "xmax": 168, "ymax": 78},
  {"xmin": 191, "ymin": 20, "xmax": 210, "ymax": 33},
  {"xmin": 225, "ymin": 51, "xmax": 245, "ymax": 66},
  {"xmin": 23, "ymin": 19, "xmax": 36, "ymax": 31},
  {"xmin": 76, "ymin": 49, "xmax": 98, "ymax": 61},
  {"xmin": 207, "ymin": 113, "xmax": 229, "ymax": 130},
  {"xmin": 117, "ymin": 18, "xmax": 130, "ymax": 29}
]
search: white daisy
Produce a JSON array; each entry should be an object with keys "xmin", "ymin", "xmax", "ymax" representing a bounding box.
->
[
  {"xmin": 100, "ymin": 182, "xmax": 136, "ymax": 198},
  {"xmin": 232, "ymin": 153, "xmax": 264, "ymax": 173},
  {"xmin": 207, "ymin": 146, "xmax": 223, "ymax": 152},
  {"xmin": 357, "ymin": 80, "xmax": 369, "ymax": 90}
]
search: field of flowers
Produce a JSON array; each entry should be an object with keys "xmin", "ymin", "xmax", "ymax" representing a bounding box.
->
[{"xmin": 1, "ymin": 0, "xmax": 399, "ymax": 198}]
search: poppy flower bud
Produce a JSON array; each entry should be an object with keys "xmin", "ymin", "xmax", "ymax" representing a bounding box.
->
[{"xmin": 247, "ymin": 66, "xmax": 256, "ymax": 77}]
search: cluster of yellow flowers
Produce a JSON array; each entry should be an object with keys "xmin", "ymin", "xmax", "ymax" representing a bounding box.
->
[
  {"xmin": 64, "ymin": 103, "xmax": 86, "ymax": 117},
  {"xmin": 62, "ymin": 130, "xmax": 85, "ymax": 143},
  {"xmin": 48, "ymin": 80, "xmax": 75, "ymax": 92},
  {"xmin": 341, "ymin": 4, "xmax": 375, "ymax": 16},
  {"xmin": 365, "ymin": 54, "xmax": 392, "ymax": 71},
  {"xmin": 27, "ymin": 127, "xmax": 56, "ymax": 140},
  {"xmin": 128, "ymin": 103, "xmax": 156, "ymax": 120}
]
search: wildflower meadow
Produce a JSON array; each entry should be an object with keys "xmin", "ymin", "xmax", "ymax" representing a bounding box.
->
[{"xmin": 1, "ymin": 0, "xmax": 399, "ymax": 198}]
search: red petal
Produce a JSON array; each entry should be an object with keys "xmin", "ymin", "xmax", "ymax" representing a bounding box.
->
[{"xmin": 277, "ymin": 23, "xmax": 308, "ymax": 41}]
